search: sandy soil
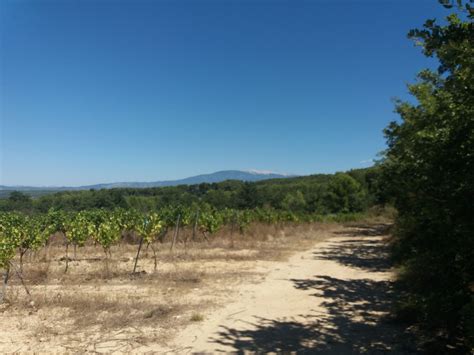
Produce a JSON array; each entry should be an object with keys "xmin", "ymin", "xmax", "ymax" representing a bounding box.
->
[
  {"xmin": 165, "ymin": 224, "xmax": 418, "ymax": 353},
  {"xmin": 0, "ymin": 223, "xmax": 418, "ymax": 353},
  {"xmin": 0, "ymin": 223, "xmax": 330, "ymax": 352}
]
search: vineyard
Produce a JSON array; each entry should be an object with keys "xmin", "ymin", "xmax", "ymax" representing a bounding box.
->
[
  {"xmin": 0, "ymin": 206, "xmax": 363, "ymax": 303},
  {"xmin": 0, "ymin": 205, "xmax": 351, "ymax": 351}
]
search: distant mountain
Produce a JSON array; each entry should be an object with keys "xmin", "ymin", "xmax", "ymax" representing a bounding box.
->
[{"xmin": 0, "ymin": 170, "xmax": 293, "ymax": 193}]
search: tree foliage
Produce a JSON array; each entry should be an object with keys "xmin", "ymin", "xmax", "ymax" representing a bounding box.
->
[
  {"xmin": 326, "ymin": 173, "xmax": 367, "ymax": 213},
  {"xmin": 0, "ymin": 168, "xmax": 380, "ymax": 216},
  {"xmin": 381, "ymin": 1, "xmax": 473, "ymax": 348}
]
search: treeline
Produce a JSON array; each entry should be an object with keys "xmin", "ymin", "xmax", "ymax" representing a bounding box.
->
[
  {"xmin": 0, "ymin": 168, "xmax": 382, "ymax": 216},
  {"xmin": 380, "ymin": 1, "xmax": 473, "ymax": 352}
]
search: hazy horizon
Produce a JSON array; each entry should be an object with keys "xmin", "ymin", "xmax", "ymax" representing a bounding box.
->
[{"xmin": 0, "ymin": 168, "xmax": 300, "ymax": 188}]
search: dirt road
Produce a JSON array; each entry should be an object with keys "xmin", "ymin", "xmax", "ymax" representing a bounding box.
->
[{"xmin": 167, "ymin": 224, "xmax": 418, "ymax": 353}]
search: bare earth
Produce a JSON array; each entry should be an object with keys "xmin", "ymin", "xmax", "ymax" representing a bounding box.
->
[
  {"xmin": 0, "ymin": 224, "xmax": 418, "ymax": 353},
  {"xmin": 166, "ymin": 224, "xmax": 417, "ymax": 353}
]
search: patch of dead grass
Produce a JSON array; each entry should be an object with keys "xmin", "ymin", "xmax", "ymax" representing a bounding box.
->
[
  {"xmin": 15, "ymin": 289, "xmax": 183, "ymax": 331},
  {"xmin": 1, "ymin": 222, "xmax": 338, "ymax": 351},
  {"xmin": 190, "ymin": 312, "xmax": 204, "ymax": 322}
]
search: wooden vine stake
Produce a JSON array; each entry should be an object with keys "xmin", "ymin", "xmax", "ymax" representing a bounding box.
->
[
  {"xmin": 65, "ymin": 242, "xmax": 69, "ymax": 273},
  {"xmin": 170, "ymin": 214, "xmax": 181, "ymax": 252},
  {"xmin": 133, "ymin": 236, "xmax": 144, "ymax": 274},
  {"xmin": 150, "ymin": 243, "xmax": 158, "ymax": 272},
  {"xmin": 186, "ymin": 210, "xmax": 199, "ymax": 253},
  {"xmin": 192, "ymin": 211, "xmax": 199, "ymax": 242},
  {"xmin": 230, "ymin": 211, "xmax": 237, "ymax": 249}
]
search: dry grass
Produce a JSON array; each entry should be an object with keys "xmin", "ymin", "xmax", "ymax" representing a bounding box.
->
[
  {"xmin": 29, "ymin": 292, "xmax": 180, "ymax": 328},
  {"xmin": 0, "ymin": 222, "xmax": 337, "ymax": 352},
  {"xmin": 190, "ymin": 312, "xmax": 204, "ymax": 322}
]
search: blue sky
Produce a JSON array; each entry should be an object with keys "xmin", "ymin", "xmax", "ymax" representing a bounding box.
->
[{"xmin": 1, "ymin": 0, "xmax": 448, "ymax": 186}]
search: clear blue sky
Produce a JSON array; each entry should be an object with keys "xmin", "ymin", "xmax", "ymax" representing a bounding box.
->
[{"xmin": 0, "ymin": 0, "xmax": 448, "ymax": 186}]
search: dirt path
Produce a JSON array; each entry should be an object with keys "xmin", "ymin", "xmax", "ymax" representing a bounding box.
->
[{"xmin": 167, "ymin": 224, "xmax": 418, "ymax": 353}]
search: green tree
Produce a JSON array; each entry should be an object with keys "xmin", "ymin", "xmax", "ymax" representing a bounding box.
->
[
  {"xmin": 281, "ymin": 190, "xmax": 307, "ymax": 213},
  {"xmin": 326, "ymin": 173, "xmax": 366, "ymax": 213},
  {"xmin": 5, "ymin": 191, "xmax": 33, "ymax": 212},
  {"xmin": 381, "ymin": 1, "xmax": 474, "ymax": 348},
  {"xmin": 237, "ymin": 182, "xmax": 260, "ymax": 209},
  {"xmin": 8, "ymin": 191, "xmax": 30, "ymax": 203}
]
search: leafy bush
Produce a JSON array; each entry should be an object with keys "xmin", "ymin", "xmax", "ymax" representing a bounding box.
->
[{"xmin": 381, "ymin": 1, "xmax": 474, "ymax": 349}]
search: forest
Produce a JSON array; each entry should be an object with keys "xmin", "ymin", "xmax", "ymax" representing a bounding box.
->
[{"xmin": 0, "ymin": 168, "xmax": 382, "ymax": 216}]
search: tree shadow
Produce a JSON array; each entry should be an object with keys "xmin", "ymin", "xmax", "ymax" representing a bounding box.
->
[
  {"xmin": 212, "ymin": 276, "xmax": 416, "ymax": 353},
  {"xmin": 210, "ymin": 225, "xmax": 418, "ymax": 353},
  {"xmin": 336, "ymin": 223, "xmax": 392, "ymax": 237},
  {"xmin": 313, "ymin": 224, "xmax": 393, "ymax": 272}
]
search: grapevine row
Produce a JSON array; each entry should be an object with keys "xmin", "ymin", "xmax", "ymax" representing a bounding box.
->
[{"xmin": 0, "ymin": 206, "xmax": 307, "ymax": 273}]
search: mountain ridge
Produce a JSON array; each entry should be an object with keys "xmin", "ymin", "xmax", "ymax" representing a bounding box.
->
[{"xmin": 0, "ymin": 170, "xmax": 294, "ymax": 192}]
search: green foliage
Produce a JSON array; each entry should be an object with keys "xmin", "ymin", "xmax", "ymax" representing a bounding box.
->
[
  {"xmin": 0, "ymin": 212, "xmax": 48, "ymax": 269},
  {"xmin": 134, "ymin": 211, "xmax": 163, "ymax": 244},
  {"xmin": 326, "ymin": 173, "xmax": 367, "ymax": 213},
  {"xmin": 0, "ymin": 203, "xmax": 371, "ymax": 275},
  {"xmin": 0, "ymin": 213, "xmax": 22, "ymax": 268},
  {"xmin": 0, "ymin": 234, "xmax": 15, "ymax": 269},
  {"xmin": 281, "ymin": 190, "xmax": 307, "ymax": 212},
  {"xmin": 20, "ymin": 215, "xmax": 46, "ymax": 253},
  {"xmin": 67, "ymin": 211, "xmax": 94, "ymax": 247},
  {"xmin": 44, "ymin": 209, "xmax": 72, "ymax": 237},
  {"xmin": 0, "ymin": 168, "xmax": 380, "ymax": 216},
  {"xmin": 381, "ymin": 2, "xmax": 473, "ymax": 348},
  {"xmin": 8, "ymin": 191, "xmax": 31, "ymax": 204},
  {"xmin": 93, "ymin": 210, "xmax": 122, "ymax": 251},
  {"xmin": 1, "ymin": 192, "xmax": 34, "ymax": 213},
  {"xmin": 197, "ymin": 207, "xmax": 223, "ymax": 235}
]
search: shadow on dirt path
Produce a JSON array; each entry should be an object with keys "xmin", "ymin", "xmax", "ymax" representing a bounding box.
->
[
  {"xmin": 314, "ymin": 223, "xmax": 392, "ymax": 273},
  {"xmin": 211, "ymin": 224, "xmax": 418, "ymax": 354}
]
